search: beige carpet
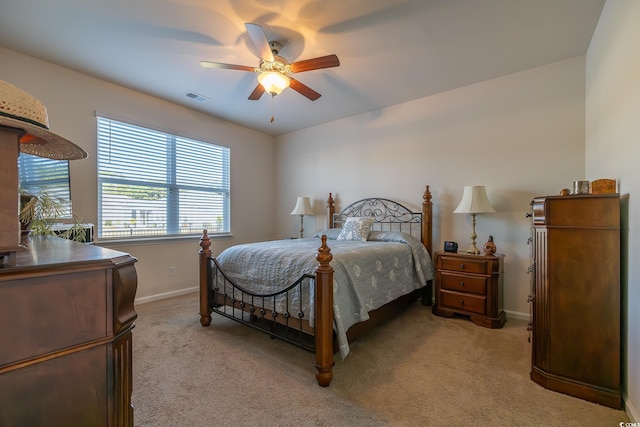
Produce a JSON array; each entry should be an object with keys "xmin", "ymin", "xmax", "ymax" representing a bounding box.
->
[{"xmin": 132, "ymin": 293, "xmax": 629, "ymax": 426}]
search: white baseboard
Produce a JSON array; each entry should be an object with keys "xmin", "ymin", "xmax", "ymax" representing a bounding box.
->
[
  {"xmin": 505, "ymin": 310, "xmax": 529, "ymax": 321},
  {"xmin": 624, "ymin": 392, "xmax": 638, "ymax": 422},
  {"xmin": 422, "ymin": 299, "xmax": 529, "ymax": 322},
  {"xmin": 135, "ymin": 291, "xmax": 531, "ymax": 320},
  {"xmin": 135, "ymin": 286, "xmax": 198, "ymax": 305}
]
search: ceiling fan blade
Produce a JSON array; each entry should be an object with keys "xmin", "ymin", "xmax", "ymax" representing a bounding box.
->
[
  {"xmin": 200, "ymin": 61, "xmax": 256, "ymax": 72},
  {"xmin": 290, "ymin": 54, "xmax": 340, "ymax": 73},
  {"xmin": 245, "ymin": 23, "xmax": 274, "ymax": 62},
  {"xmin": 289, "ymin": 78, "xmax": 321, "ymax": 101},
  {"xmin": 248, "ymin": 84, "xmax": 265, "ymax": 100}
]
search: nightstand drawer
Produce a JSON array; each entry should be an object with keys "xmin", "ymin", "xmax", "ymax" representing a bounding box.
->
[
  {"xmin": 440, "ymin": 291, "xmax": 486, "ymax": 315},
  {"xmin": 440, "ymin": 272, "xmax": 487, "ymax": 295},
  {"xmin": 439, "ymin": 256, "xmax": 489, "ymax": 274}
]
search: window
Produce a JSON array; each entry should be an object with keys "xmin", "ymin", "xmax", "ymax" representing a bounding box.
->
[
  {"xmin": 18, "ymin": 153, "xmax": 72, "ymax": 216},
  {"xmin": 97, "ymin": 117, "xmax": 230, "ymax": 240}
]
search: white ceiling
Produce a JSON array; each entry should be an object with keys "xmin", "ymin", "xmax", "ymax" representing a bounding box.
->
[{"xmin": 0, "ymin": 0, "xmax": 605, "ymax": 136}]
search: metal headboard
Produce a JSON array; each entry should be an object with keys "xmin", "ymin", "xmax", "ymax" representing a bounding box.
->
[{"xmin": 332, "ymin": 197, "xmax": 423, "ymax": 239}]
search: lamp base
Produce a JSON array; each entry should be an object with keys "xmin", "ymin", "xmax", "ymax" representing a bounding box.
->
[
  {"xmin": 465, "ymin": 213, "xmax": 480, "ymax": 255},
  {"xmin": 298, "ymin": 215, "xmax": 304, "ymax": 238},
  {"xmin": 465, "ymin": 244, "xmax": 481, "ymax": 255}
]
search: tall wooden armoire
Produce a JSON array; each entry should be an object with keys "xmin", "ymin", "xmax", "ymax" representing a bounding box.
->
[{"xmin": 528, "ymin": 193, "xmax": 621, "ymax": 409}]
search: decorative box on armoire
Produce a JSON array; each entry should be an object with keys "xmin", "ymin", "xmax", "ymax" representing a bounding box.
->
[
  {"xmin": 0, "ymin": 236, "xmax": 138, "ymax": 426},
  {"xmin": 528, "ymin": 193, "xmax": 621, "ymax": 409}
]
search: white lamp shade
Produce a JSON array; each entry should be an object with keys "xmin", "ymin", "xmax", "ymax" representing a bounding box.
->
[
  {"xmin": 453, "ymin": 186, "xmax": 496, "ymax": 214},
  {"xmin": 258, "ymin": 71, "xmax": 290, "ymax": 95},
  {"xmin": 290, "ymin": 196, "xmax": 314, "ymax": 215}
]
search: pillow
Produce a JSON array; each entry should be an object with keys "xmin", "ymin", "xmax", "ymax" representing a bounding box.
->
[
  {"xmin": 336, "ymin": 217, "xmax": 375, "ymax": 241},
  {"xmin": 367, "ymin": 230, "xmax": 421, "ymax": 245},
  {"xmin": 313, "ymin": 228, "xmax": 343, "ymax": 240}
]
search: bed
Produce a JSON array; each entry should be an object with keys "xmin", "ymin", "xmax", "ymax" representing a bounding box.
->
[{"xmin": 198, "ymin": 186, "xmax": 434, "ymax": 386}]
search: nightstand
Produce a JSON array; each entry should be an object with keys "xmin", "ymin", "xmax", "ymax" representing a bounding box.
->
[{"xmin": 432, "ymin": 250, "xmax": 505, "ymax": 328}]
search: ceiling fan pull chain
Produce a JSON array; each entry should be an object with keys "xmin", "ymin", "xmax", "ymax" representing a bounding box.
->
[{"xmin": 270, "ymin": 94, "xmax": 275, "ymax": 123}]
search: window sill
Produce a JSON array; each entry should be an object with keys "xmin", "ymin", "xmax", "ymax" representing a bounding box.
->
[{"xmin": 95, "ymin": 233, "xmax": 233, "ymax": 248}]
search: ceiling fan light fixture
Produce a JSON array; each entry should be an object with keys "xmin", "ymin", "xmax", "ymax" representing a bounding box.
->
[{"xmin": 258, "ymin": 71, "xmax": 290, "ymax": 96}]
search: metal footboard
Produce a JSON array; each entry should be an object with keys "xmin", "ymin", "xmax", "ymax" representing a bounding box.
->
[{"xmin": 208, "ymin": 257, "xmax": 317, "ymax": 352}]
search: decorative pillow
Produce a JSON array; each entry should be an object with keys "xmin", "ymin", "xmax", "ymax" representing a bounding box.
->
[{"xmin": 336, "ymin": 217, "xmax": 375, "ymax": 241}]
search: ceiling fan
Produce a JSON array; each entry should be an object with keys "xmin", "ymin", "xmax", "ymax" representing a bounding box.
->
[{"xmin": 200, "ymin": 23, "xmax": 340, "ymax": 102}]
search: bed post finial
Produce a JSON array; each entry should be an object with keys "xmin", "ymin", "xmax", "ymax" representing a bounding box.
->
[
  {"xmin": 315, "ymin": 234, "xmax": 334, "ymax": 387},
  {"xmin": 423, "ymin": 185, "xmax": 432, "ymax": 204},
  {"xmin": 199, "ymin": 229, "xmax": 211, "ymax": 253},
  {"xmin": 317, "ymin": 235, "xmax": 332, "ymax": 264},
  {"xmin": 327, "ymin": 193, "xmax": 335, "ymax": 229}
]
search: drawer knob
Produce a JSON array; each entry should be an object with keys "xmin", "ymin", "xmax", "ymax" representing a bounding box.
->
[
  {"xmin": 459, "ymin": 263, "xmax": 465, "ymax": 269},
  {"xmin": 459, "ymin": 299, "xmax": 465, "ymax": 306},
  {"xmin": 459, "ymin": 281, "xmax": 465, "ymax": 287}
]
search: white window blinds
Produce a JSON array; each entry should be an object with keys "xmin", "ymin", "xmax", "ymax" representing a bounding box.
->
[
  {"xmin": 18, "ymin": 153, "xmax": 72, "ymax": 217},
  {"xmin": 97, "ymin": 117, "xmax": 230, "ymax": 239}
]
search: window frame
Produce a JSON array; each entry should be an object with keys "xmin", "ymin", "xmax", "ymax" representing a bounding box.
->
[{"xmin": 96, "ymin": 116, "xmax": 231, "ymax": 242}]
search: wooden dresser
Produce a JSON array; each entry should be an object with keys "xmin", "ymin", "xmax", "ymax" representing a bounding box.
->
[
  {"xmin": 432, "ymin": 251, "xmax": 505, "ymax": 328},
  {"xmin": 0, "ymin": 236, "xmax": 137, "ymax": 426},
  {"xmin": 529, "ymin": 193, "xmax": 621, "ymax": 409}
]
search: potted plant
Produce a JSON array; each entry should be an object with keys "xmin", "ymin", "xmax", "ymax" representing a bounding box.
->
[{"xmin": 19, "ymin": 190, "xmax": 90, "ymax": 243}]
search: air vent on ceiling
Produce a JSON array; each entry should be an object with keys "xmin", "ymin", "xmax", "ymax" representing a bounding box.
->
[{"xmin": 184, "ymin": 91, "xmax": 209, "ymax": 102}]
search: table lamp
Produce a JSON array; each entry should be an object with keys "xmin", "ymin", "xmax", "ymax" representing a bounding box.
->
[
  {"xmin": 290, "ymin": 196, "xmax": 313, "ymax": 238},
  {"xmin": 453, "ymin": 186, "xmax": 495, "ymax": 254}
]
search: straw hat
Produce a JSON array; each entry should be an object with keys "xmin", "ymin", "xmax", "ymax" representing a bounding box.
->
[{"xmin": 0, "ymin": 80, "xmax": 87, "ymax": 160}]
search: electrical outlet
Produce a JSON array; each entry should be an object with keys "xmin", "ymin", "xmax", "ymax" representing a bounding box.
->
[{"xmin": 169, "ymin": 266, "xmax": 176, "ymax": 277}]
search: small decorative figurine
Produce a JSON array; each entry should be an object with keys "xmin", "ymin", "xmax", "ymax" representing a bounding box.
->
[{"xmin": 483, "ymin": 235, "xmax": 497, "ymax": 255}]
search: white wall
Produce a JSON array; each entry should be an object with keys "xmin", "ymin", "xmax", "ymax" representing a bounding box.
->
[
  {"xmin": 275, "ymin": 57, "xmax": 586, "ymax": 318},
  {"xmin": 586, "ymin": 0, "xmax": 639, "ymax": 420},
  {"xmin": 0, "ymin": 47, "xmax": 276, "ymax": 302}
]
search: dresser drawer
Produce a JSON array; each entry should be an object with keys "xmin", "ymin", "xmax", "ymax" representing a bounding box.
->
[
  {"xmin": 0, "ymin": 270, "xmax": 107, "ymax": 367},
  {"xmin": 439, "ymin": 256, "xmax": 489, "ymax": 274},
  {"xmin": 0, "ymin": 345, "xmax": 107, "ymax": 426},
  {"xmin": 440, "ymin": 291, "xmax": 486, "ymax": 315},
  {"xmin": 440, "ymin": 272, "xmax": 487, "ymax": 295}
]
